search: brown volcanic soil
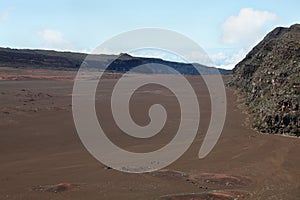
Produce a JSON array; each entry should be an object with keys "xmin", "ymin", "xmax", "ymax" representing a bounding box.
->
[{"xmin": 0, "ymin": 68, "xmax": 300, "ymax": 200}]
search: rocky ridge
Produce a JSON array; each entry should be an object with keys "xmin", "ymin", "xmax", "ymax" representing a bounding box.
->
[
  {"xmin": 229, "ymin": 24, "xmax": 300, "ymax": 136},
  {"xmin": 0, "ymin": 48, "xmax": 230, "ymax": 74}
]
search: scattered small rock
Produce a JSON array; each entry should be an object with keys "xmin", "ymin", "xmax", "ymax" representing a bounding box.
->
[{"xmin": 104, "ymin": 166, "xmax": 112, "ymax": 170}]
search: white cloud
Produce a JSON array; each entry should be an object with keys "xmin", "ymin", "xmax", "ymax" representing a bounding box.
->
[
  {"xmin": 130, "ymin": 48, "xmax": 186, "ymax": 63},
  {"xmin": 130, "ymin": 49, "xmax": 213, "ymax": 66},
  {"xmin": 37, "ymin": 29, "xmax": 73, "ymax": 51},
  {"xmin": 0, "ymin": 11, "xmax": 9, "ymax": 21},
  {"xmin": 210, "ymin": 52, "xmax": 227, "ymax": 62},
  {"xmin": 80, "ymin": 48, "xmax": 91, "ymax": 54},
  {"xmin": 221, "ymin": 8, "xmax": 277, "ymax": 49},
  {"xmin": 224, "ymin": 49, "xmax": 246, "ymax": 64},
  {"xmin": 183, "ymin": 51, "xmax": 212, "ymax": 65},
  {"xmin": 210, "ymin": 49, "xmax": 247, "ymax": 70}
]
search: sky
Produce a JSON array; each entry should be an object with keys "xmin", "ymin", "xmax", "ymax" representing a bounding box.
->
[{"xmin": 0, "ymin": 0, "xmax": 299, "ymax": 69}]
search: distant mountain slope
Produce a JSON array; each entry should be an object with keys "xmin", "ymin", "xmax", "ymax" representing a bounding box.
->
[
  {"xmin": 0, "ymin": 47, "xmax": 112, "ymax": 69},
  {"xmin": 229, "ymin": 24, "xmax": 300, "ymax": 136},
  {"xmin": 0, "ymin": 47, "xmax": 230, "ymax": 75}
]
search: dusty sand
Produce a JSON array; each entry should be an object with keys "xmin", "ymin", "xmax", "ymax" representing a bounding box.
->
[{"xmin": 0, "ymin": 67, "xmax": 300, "ymax": 200}]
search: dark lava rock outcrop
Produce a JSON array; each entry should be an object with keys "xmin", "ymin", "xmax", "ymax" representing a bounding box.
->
[{"xmin": 229, "ymin": 24, "xmax": 300, "ymax": 136}]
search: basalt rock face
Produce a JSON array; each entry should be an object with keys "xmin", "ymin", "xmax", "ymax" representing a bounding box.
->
[{"xmin": 229, "ymin": 24, "xmax": 300, "ymax": 136}]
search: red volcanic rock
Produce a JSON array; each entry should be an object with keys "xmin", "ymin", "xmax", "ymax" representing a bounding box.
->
[
  {"xmin": 33, "ymin": 183, "xmax": 78, "ymax": 193},
  {"xmin": 159, "ymin": 190, "xmax": 250, "ymax": 200}
]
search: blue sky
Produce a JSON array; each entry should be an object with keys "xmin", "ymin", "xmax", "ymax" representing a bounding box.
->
[{"xmin": 0, "ymin": 0, "xmax": 299, "ymax": 69}]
